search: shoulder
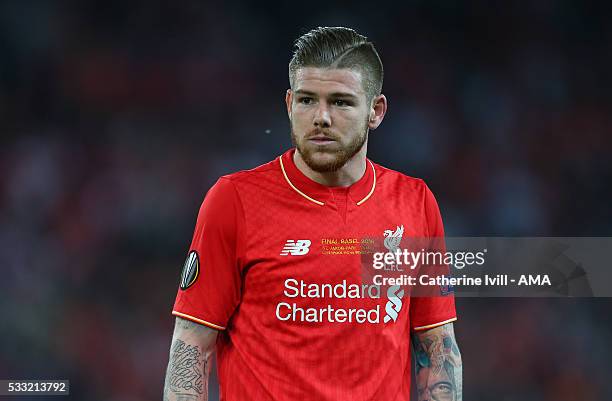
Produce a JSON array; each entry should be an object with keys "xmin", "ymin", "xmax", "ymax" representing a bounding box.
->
[
  {"xmin": 372, "ymin": 161, "xmax": 444, "ymax": 235},
  {"xmin": 203, "ymin": 156, "xmax": 284, "ymax": 206},
  {"xmin": 217, "ymin": 157, "xmax": 280, "ymax": 186},
  {"xmin": 372, "ymin": 161, "xmax": 431, "ymax": 196}
]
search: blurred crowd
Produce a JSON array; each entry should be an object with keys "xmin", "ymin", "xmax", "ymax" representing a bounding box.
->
[{"xmin": 1, "ymin": 1, "xmax": 611, "ymax": 400}]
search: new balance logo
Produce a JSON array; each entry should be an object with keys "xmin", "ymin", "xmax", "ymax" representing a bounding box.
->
[{"xmin": 280, "ymin": 240, "xmax": 311, "ymax": 256}]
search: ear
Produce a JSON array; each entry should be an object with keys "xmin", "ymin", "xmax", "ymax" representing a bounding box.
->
[
  {"xmin": 368, "ymin": 94, "xmax": 387, "ymax": 130},
  {"xmin": 285, "ymin": 89, "xmax": 293, "ymax": 119}
]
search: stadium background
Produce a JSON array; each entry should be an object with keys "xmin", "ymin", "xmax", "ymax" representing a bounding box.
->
[{"xmin": 1, "ymin": 1, "xmax": 611, "ymax": 400}]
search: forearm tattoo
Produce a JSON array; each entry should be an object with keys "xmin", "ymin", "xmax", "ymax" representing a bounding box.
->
[
  {"xmin": 412, "ymin": 324, "xmax": 462, "ymax": 401},
  {"xmin": 164, "ymin": 339, "xmax": 207, "ymax": 400}
]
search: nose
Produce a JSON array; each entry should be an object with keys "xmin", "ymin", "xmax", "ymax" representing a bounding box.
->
[{"xmin": 313, "ymin": 103, "xmax": 331, "ymax": 128}]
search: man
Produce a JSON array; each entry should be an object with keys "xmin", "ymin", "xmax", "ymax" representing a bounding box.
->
[{"xmin": 163, "ymin": 26, "xmax": 462, "ymax": 401}]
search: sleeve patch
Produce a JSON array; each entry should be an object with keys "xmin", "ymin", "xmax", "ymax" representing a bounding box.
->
[{"xmin": 180, "ymin": 250, "xmax": 200, "ymax": 290}]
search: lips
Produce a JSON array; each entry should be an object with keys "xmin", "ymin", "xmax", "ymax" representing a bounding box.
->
[
  {"xmin": 309, "ymin": 136, "xmax": 335, "ymax": 142},
  {"xmin": 307, "ymin": 132, "xmax": 337, "ymax": 143}
]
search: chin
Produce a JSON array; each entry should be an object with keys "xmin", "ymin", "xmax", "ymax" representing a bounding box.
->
[{"xmin": 305, "ymin": 154, "xmax": 345, "ymax": 173}]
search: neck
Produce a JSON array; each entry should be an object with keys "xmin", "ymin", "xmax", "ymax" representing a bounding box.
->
[{"xmin": 293, "ymin": 144, "xmax": 368, "ymax": 187}]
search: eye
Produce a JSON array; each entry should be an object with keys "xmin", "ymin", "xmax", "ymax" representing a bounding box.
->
[
  {"xmin": 431, "ymin": 382, "xmax": 453, "ymax": 395},
  {"xmin": 299, "ymin": 97, "xmax": 313, "ymax": 105},
  {"xmin": 334, "ymin": 99, "xmax": 348, "ymax": 106}
]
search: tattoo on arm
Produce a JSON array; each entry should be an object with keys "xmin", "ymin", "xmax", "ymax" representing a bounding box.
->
[
  {"xmin": 163, "ymin": 317, "xmax": 218, "ymax": 401},
  {"xmin": 412, "ymin": 323, "xmax": 462, "ymax": 401},
  {"xmin": 167, "ymin": 339, "xmax": 205, "ymax": 394}
]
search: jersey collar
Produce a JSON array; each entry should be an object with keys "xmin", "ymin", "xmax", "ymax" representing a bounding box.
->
[{"xmin": 279, "ymin": 148, "xmax": 376, "ymax": 206}]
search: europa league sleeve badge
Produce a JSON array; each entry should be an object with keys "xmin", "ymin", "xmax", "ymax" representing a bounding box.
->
[{"xmin": 180, "ymin": 250, "xmax": 200, "ymax": 290}]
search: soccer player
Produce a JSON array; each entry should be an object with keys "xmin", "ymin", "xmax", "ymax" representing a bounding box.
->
[{"xmin": 163, "ymin": 27, "xmax": 462, "ymax": 401}]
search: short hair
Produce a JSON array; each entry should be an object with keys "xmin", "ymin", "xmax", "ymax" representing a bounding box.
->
[{"xmin": 289, "ymin": 27, "xmax": 384, "ymax": 102}]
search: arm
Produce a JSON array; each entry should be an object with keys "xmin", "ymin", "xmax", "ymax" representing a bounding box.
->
[
  {"xmin": 163, "ymin": 317, "xmax": 219, "ymax": 401},
  {"xmin": 412, "ymin": 322, "xmax": 462, "ymax": 401}
]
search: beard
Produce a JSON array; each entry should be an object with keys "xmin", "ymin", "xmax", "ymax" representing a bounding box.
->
[{"xmin": 291, "ymin": 119, "xmax": 369, "ymax": 173}]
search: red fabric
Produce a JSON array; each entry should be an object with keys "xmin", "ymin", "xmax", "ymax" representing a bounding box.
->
[{"xmin": 173, "ymin": 148, "xmax": 456, "ymax": 401}]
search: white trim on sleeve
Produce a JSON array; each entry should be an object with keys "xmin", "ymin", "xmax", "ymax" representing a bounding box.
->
[
  {"xmin": 412, "ymin": 317, "xmax": 457, "ymax": 331},
  {"xmin": 172, "ymin": 310, "xmax": 226, "ymax": 330}
]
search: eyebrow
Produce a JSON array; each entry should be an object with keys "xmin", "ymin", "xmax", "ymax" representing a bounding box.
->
[{"xmin": 294, "ymin": 89, "xmax": 359, "ymax": 100}]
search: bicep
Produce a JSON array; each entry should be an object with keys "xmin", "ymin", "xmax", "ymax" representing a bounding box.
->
[{"xmin": 171, "ymin": 316, "xmax": 219, "ymax": 351}]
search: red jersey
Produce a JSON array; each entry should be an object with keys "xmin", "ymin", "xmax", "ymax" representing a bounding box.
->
[{"xmin": 173, "ymin": 148, "xmax": 456, "ymax": 401}]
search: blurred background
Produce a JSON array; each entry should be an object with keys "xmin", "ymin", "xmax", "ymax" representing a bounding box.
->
[{"xmin": 1, "ymin": 1, "xmax": 611, "ymax": 400}]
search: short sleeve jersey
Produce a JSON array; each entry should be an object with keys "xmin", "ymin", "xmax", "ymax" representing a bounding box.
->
[{"xmin": 173, "ymin": 148, "xmax": 456, "ymax": 401}]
